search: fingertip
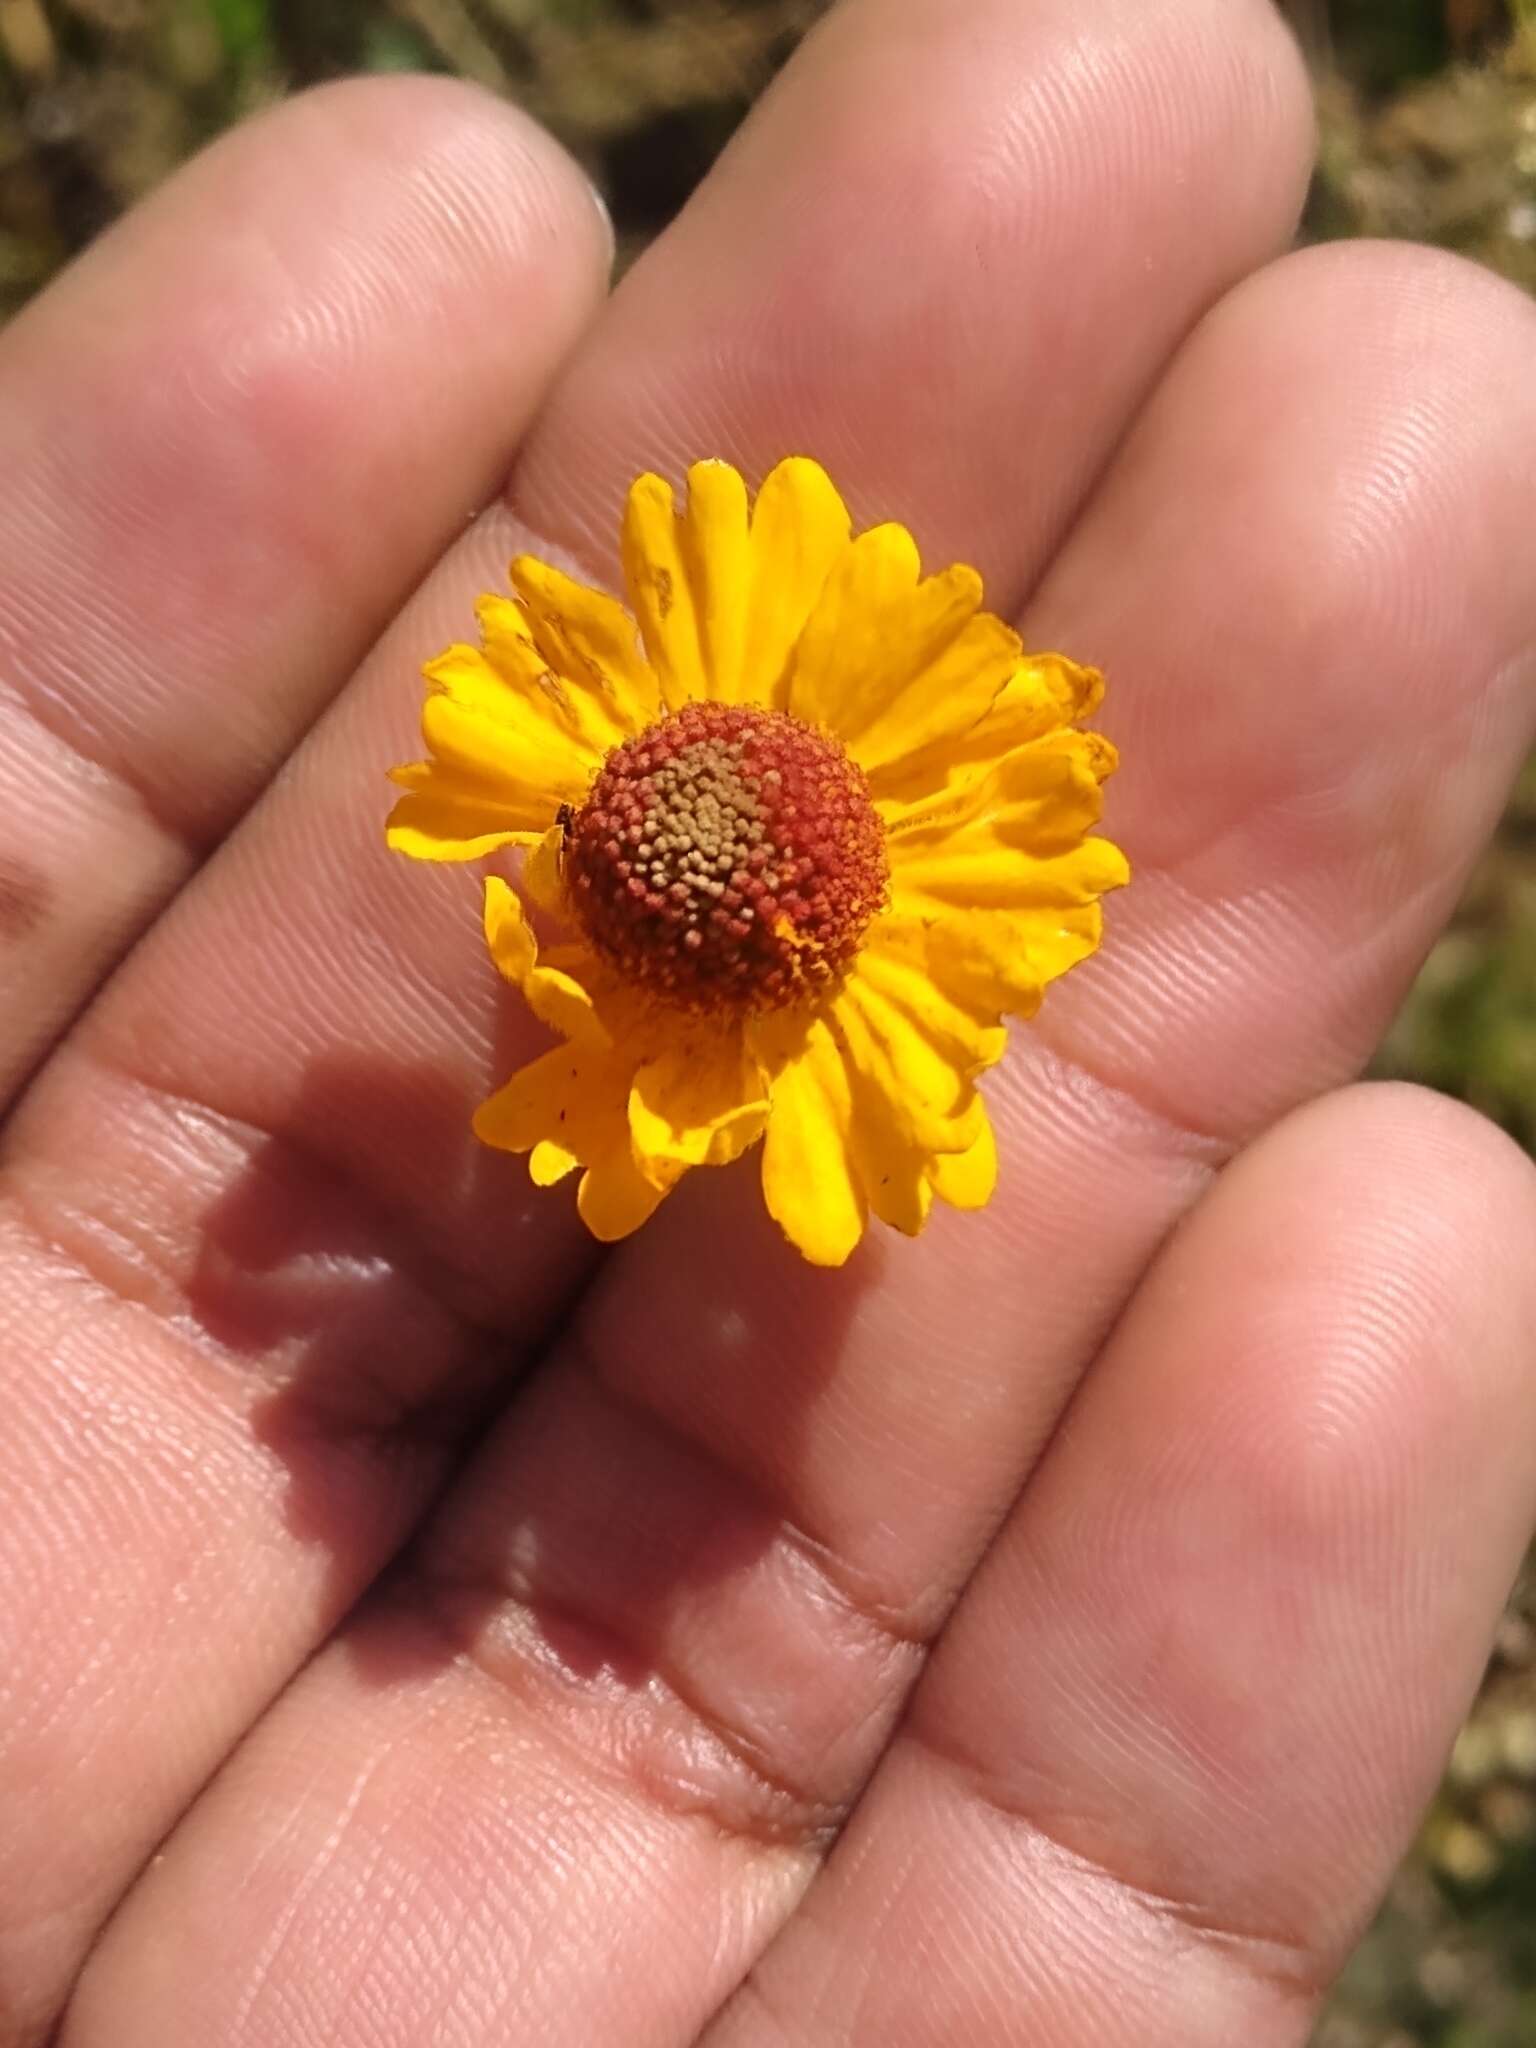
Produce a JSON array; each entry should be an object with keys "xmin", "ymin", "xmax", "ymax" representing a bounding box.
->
[
  {"xmin": 236, "ymin": 70, "xmax": 613, "ymax": 272},
  {"xmin": 0, "ymin": 67, "xmax": 612, "ymax": 1105},
  {"xmin": 510, "ymin": 0, "xmax": 1320, "ymax": 597},
  {"xmin": 1263, "ymin": 1078, "xmax": 1536, "ymax": 1356}
]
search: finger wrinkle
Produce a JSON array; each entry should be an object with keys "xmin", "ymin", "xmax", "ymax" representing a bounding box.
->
[
  {"xmin": 569, "ymin": 1320, "xmax": 937, "ymax": 1658},
  {"xmin": 905, "ymin": 1714, "xmax": 1331, "ymax": 2013},
  {"xmin": 970, "ymin": 0, "xmax": 1309, "ymax": 241},
  {"xmin": 403, "ymin": 1560, "xmax": 848, "ymax": 1858},
  {"xmin": 0, "ymin": 852, "xmax": 50, "ymax": 943},
  {"xmin": 1020, "ymin": 857, "xmax": 1430, "ymax": 1153},
  {"xmin": 1019, "ymin": 1009, "xmax": 1235, "ymax": 1159},
  {"xmin": 390, "ymin": 1324, "xmax": 935, "ymax": 1854},
  {"xmin": 0, "ymin": 685, "xmax": 211, "ymax": 870},
  {"xmin": 216, "ymin": 1747, "xmax": 396, "ymax": 2048},
  {"xmin": 2, "ymin": 1052, "xmax": 515, "ymax": 1429}
]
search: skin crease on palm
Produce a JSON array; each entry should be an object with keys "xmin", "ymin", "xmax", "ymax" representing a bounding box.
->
[{"xmin": 0, "ymin": 0, "xmax": 1535, "ymax": 2042}]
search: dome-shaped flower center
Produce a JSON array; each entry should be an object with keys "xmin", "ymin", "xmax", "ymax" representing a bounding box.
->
[{"xmin": 563, "ymin": 701, "xmax": 888, "ymax": 1014}]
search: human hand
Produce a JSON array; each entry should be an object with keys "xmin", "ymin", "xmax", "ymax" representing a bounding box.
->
[{"xmin": 3, "ymin": 4, "xmax": 1535, "ymax": 2043}]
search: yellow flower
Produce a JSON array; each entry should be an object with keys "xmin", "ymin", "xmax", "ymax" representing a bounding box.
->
[{"xmin": 388, "ymin": 458, "xmax": 1127, "ymax": 1266}]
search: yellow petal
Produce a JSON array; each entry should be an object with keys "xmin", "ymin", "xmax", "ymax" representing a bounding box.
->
[
  {"xmin": 832, "ymin": 947, "xmax": 1001, "ymax": 1152},
  {"xmin": 753, "ymin": 941, "xmax": 1009, "ymax": 1257},
  {"xmin": 629, "ymin": 1027, "xmax": 769, "ymax": 1173},
  {"xmin": 472, "ymin": 592, "xmax": 538, "ymax": 679},
  {"xmin": 385, "ymin": 638, "xmax": 602, "ymax": 865},
  {"xmin": 419, "ymin": 645, "xmax": 602, "ymax": 795},
  {"xmin": 521, "ymin": 820, "xmax": 569, "ymax": 918},
  {"xmin": 786, "ymin": 523, "xmax": 1022, "ymax": 781},
  {"xmin": 473, "ymin": 1037, "xmax": 632, "ymax": 1165},
  {"xmin": 473, "ymin": 1030, "xmax": 671, "ymax": 1241},
  {"xmin": 891, "ymin": 829, "xmax": 1130, "ymax": 918},
  {"xmin": 874, "ymin": 651, "xmax": 1106, "ymax": 803},
  {"xmin": 884, "ymin": 729, "xmax": 1116, "ymax": 857},
  {"xmin": 880, "ymin": 723, "xmax": 1128, "ymax": 1019},
  {"xmin": 618, "ymin": 458, "xmax": 853, "ymax": 714},
  {"xmin": 737, "ymin": 457, "xmax": 852, "ymax": 707},
  {"xmin": 1017, "ymin": 649, "xmax": 1105, "ymax": 726},
  {"xmin": 385, "ymin": 761, "xmax": 543, "ymax": 861},
  {"xmin": 481, "ymin": 878, "xmax": 610, "ymax": 1047},
  {"xmin": 880, "ymin": 895, "xmax": 1107, "ymax": 1025},
  {"xmin": 871, "ymin": 716, "xmax": 1129, "ymax": 1036},
  {"xmin": 577, "ymin": 1147, "xmax": 674, "ymax": 1242},
  {"xmin": 679, "ymin": 460, "xmax": 753, "ymax": 702},
  {"xmin": 791, "ymin": 993, "xmax": 943, "ymax": 1239},
  {"xmin": 530, "ymin": 1139, "xmax": 579, "ymax": 1187},
  {"xmin": 621, "ymin": 462, "xmax": 753, "ymax": 710},
  {"xmin": 475, "ymin": 595, "xmax": 643, "ymax": 762},
  {"xmin": 928, "ymin": 1112, "xmax": 998, "ymax": 1211},
  {"xmin": 509, "ymin": 555, "xmax": 661, "ymax": 734},
  {"xmin": 860, "ymin": 1143, "xmax": 934, "ymax": 1236},
  {"xmin": 828, "ymin": 1047, "xmax": 936, "ymax": 1236},
  {"xmin": 752, "ymin": 1011, "xmax": 866, "ymax": 1266}
]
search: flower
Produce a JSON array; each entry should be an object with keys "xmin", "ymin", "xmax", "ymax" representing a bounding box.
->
[{"xmin": 387, "ymin": 458, "xmax": 1127, "ymax": 1266}]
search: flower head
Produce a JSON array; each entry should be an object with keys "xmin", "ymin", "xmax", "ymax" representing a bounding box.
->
[{"xmin": 388, "ymin": 458, "xmax": 1128, "ymax": 1265}]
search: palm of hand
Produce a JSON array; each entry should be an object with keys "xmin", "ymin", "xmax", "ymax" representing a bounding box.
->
[{"xmin": 2, "ymin": 5, "xmax": 1535, "ymax": 2044}]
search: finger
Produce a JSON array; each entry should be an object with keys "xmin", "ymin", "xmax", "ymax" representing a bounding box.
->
[
  {"xmin": 65, "ymin": 243, "xmax": 1536, "ymax": 2048},
  {"xmin": 0, "ymin": 73, "xmax": 610, "ymax": 1103},
  {"xmin": 702, "ymin": 1085, "xmax": 1536, "ymax": 2047},
  {"xmin": 0, "ymin": 93, "xmax": 613, "ymax": 2046},
  {"xmin": 512, "ymin": 0, "xmax": 1314, "ymax": 602},
  {"xmin": 25, "ymin": 0, "xmax": 1313, "ymax": 2038}
]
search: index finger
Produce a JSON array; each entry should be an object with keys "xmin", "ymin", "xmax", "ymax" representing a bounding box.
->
[{"xmin": 0, "ymin": 74, "xmax": 610, "ymax": 1101}]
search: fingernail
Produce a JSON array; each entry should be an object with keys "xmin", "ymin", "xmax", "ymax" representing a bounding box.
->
[{"xmin": 588, "ymin": 175, "xmax": 616, "ymax": 265}]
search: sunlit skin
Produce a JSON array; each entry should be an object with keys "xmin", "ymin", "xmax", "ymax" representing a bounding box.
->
[{"xmin": 1, "ymin": 2, "xmax": 1535, "ymax": 2043}]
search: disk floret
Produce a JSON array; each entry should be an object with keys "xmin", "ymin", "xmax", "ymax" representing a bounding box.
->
[{"xmin": 564, "ymin": 701, "xmax": 889, "ymax": 1013}]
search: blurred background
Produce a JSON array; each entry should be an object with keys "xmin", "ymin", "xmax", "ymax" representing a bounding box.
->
[{"xmin": 2, "ymin": 1, "xmax": 1534, "ymax": 2040}]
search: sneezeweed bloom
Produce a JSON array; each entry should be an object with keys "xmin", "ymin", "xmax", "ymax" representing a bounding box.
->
[{"xmin": 387, "ymin": 458, "xmax": 1127, "ymax": 1266}]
